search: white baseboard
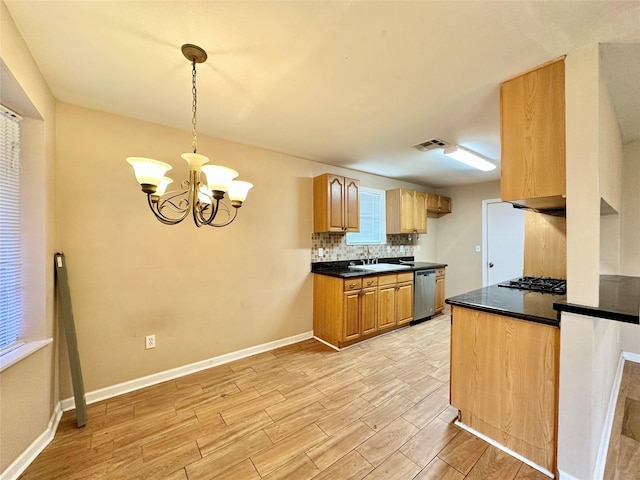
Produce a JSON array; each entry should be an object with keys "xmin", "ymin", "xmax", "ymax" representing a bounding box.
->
[
  {"xmin": 61, "ymin": 330, "xmax": 313, "ymax": 411},
  {"xmin": 622, "ymin": 351, "xmax": 640, "ymax": 363},
  {"xmin": 0, "ymin": 402, "xmax": 62, "ymax": 480},
  {"xmin": 593, "ymin": 351, "xmax": 626, "ymax": 480},
  {"xmin": 454, "ymin": 421, "xmax": 554, "ymax": 478},
  {"xmin": 312, "ymin": 336, "xmax": 340, "ymax": 351},
  {"xmin": 557, "ymin": 470, "xmax": 583, "ymax": 480}
]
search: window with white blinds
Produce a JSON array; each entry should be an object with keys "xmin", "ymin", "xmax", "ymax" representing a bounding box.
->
[
  {"xmin": 346, "ymin": 187, "xmax": 386, "ymax": 245},
  {"xmin": 0, "ymin": 106, "xmax": 23, "ymax": 353}
]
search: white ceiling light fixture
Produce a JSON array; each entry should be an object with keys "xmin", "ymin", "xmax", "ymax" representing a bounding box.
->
[
  {"xmin": 442, "ymin": 145, "xmax": 496, "ymax": 172},
  {"xmin": 126, "ymin": 44, "xmax": 253, "ymax": 227}
]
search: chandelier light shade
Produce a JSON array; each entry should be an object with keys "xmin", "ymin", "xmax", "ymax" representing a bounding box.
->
[{"xmin": 126, "ymin": 44, "xmax": 252, "ymax": 227}]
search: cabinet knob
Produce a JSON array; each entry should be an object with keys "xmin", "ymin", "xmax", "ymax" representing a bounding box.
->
[{"xmin": 349, "ymin": 283, "xmax": 357, "ymax": 288}]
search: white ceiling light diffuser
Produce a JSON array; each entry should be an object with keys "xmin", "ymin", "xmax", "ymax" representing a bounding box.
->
[{"xmin": 443, "ymin": 145, "xmax": 496, "ymax": 171}]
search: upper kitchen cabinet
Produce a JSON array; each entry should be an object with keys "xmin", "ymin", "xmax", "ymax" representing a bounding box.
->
[
  {"xmin": 427, "ymin": 194, "xmax": 452, "ymax": 216},
  {"xmin": 386, "ymin": 189, "xmax": 427, "ymax": 234},
  {"xmin": 500, "ymin": 57, "xmax": 566, "ymax": 211},
  {"xmin": 313, "ymin": 174, "xmax": 360, "ymax": 233}
]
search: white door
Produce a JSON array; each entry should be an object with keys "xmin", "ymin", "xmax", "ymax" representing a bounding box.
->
[{"xmin": 482, "ymin": 199, "xmax": 525, "ymax": 286}]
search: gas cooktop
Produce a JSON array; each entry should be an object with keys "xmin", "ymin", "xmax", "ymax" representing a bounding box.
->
[{"xmin": 498, "ymin": 276, "xmax": 567, "ymax": 295}]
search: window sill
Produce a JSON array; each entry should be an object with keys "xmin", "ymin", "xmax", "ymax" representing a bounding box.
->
[{"xmin": 0, "ymin": 338, "xmax": 53, "ymax": 373}]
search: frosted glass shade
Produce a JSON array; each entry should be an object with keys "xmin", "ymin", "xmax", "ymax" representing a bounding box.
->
[
  {"xmin": 201, "ymin": 165, "xmax": 239, "ymax": 192},
  {"xmin": 154, "ymin": 176, "xmax": 174, "ymax": 196},
  {"xmin": 228, "ymin": 180, "xmax": 253, "ymax": 204},
  {"xmin": 181, "ymin": 153, "xmax": 210, "ymax": 171},
  {"xmin": 126, "ymin": 157, "xmax": 172, "ymax": 186},
  {"xmin": 442, "ymin": 146, "xmax": 496, "ymax": 172},
  {"xmin": 198, "ymin": 186, "xmax": 213, "ymax": 205}
]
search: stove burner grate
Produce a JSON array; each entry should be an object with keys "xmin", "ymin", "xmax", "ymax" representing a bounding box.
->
[{"xmin": 498, "ymin": 276, "xmax": 566, "ymax": 295}]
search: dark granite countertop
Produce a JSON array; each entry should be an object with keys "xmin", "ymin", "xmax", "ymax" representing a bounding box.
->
[
  {"xmin": 311, "ymin": 257, "xmax": 447, "ymax": 278},
  {"xmin": 553, "ymin": 275, "xmax": 640, "ymax": 325},
  {"xmin": 445, "ymin": 284, "xmax": 563, "ymax": 327}
]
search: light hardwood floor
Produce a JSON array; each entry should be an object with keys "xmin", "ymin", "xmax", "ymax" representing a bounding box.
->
[
  {"xmin": 604, "ymin": 360, "xmax": 640, "ymax": 480},
  {"xmin": 20, "ymin": 314, "xmax": 550, "ymax": 480}
]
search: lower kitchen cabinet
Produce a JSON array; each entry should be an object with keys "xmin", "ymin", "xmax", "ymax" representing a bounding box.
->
[
  {"xmin": 435, "ymin": 268, "xmax": 445, "ymax": 314},
  {"xmin": 313, "ymin": 272, "xmax": 413, "ymax": 349},
  {"xmin": 450, "ymin": 305, "xmax": 559, "ymax": 473},
  {"xmin": 396, "ymin": 279, "xmax": 414, "ymax": 326}
]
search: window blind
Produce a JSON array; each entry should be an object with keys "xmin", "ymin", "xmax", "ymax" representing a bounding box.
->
[
  {"xmin": 0, "ymin": 106, "xmax": 22, "ymax": 353},
  {"xmin": 346, "ymin": 188, "xmax": 386, "ymax": 245}
]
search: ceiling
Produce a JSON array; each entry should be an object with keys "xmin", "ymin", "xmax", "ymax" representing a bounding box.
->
[{"xmin": 5, "ymin": 1, "xmax": 640, "ymax": 188}]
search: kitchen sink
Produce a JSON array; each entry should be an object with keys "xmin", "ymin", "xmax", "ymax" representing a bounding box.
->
[{"xmin": 348, "ymin": 263, "xmax": 412, "ymax": 272}]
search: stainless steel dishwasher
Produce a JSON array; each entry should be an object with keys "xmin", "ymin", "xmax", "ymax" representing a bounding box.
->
[{"xmin": 413, "ymin": 269, "xmax": 436, "ymax": 324}]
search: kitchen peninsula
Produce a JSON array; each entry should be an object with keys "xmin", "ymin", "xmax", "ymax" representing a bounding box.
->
[{"xmin": 445, "ymin": 286, "xmax": 562, "ymax": 476}]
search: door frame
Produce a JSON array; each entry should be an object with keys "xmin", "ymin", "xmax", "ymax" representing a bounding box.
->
[{"xmin": 482, "ymin": 198, "xmax": 503, "ymax": 287}]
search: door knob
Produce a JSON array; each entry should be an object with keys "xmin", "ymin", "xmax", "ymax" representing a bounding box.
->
[{"xmin": 488, "ymin": 262, "xmax": 494, "ymax": 268}]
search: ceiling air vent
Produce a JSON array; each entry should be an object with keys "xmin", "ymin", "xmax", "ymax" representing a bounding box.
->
[{"xmin": 413, "ymin": 138, "xmax": 451, "ymax": 152}]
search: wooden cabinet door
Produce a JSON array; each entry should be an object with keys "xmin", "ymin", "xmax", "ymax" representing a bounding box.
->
[
  {"xmin": 400, "ymin": 189, "xmax": 415, "ymax": 233},
  {"xmin": 427, "ymin": 194, "xmax": 439, "ymax": 212},
  {"xmin": 396, "ymin": 282, "xmax": 414, "ymax": 326},
  {"xmin": 377, "ymin": 284, "xmax": 397, "ymax": 330},
  {"xmin": 361, "ymin": 287, "xmax": 377, "ymax": 335},
  {"xmin": 327, "ymin": 175, "xmax": 346, "ymax": 232},
  {"xmin": 435, "ymin": 277, "xmax": 445, "ymax": 314},
  {"xmin": 501, "ymin": 58, "xmax": 566, "ymax": 202},
  {"xmin": 438, "ymin": 196, "xmax": 451, "ymax": 214},
  {"xmin": 344, "ymin": 177, "xmax": 360, "ymax": 232},
  {"xmin": 343, "ymin": 291, "xmax": 361, "ymax": 341},
  {"xmin": 414, "ymin": 191, "xmax": 427, "ymax": 233},
  {"xmin": 450, "ymin": 307, "xmax": 559, "ymax": 472}
]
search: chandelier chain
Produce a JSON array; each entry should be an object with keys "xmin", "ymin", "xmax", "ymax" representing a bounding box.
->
[{"xmin": 191, "ymin": 59, "xmax": 198, "ymax": 154}]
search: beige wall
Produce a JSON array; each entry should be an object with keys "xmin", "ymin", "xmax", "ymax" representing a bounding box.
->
[
  {"xmin": 619, "ymin": 141, "xmax": 640, "ymax": 355},
  {"xmin": 434, "ymin": 181, "xmax": 500, "ymax": 298},
  {"xmin": 620, "ymin": 141, "xmax": 640, "ymax": 277},
  {"xmin": 56, "ymin": 103, "xmax": 313, "ymax": 394},
  {"xmin": 0, "ymin": 0, "xmax": 57, "ymax": 473},
  {"xmin": 558, "ymin": 44, "xmax": 625, "ymax": 479}
]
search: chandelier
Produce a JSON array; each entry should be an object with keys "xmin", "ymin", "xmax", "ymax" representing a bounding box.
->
[{"xmin": 126, "ymin": 44, "xmax": 252, "ymax": 227}]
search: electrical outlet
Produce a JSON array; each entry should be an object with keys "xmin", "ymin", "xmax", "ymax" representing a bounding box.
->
[
  {"xmin": 475, "ymin": 245, "xmax": 481, "ymax": 253},
  {"xmin": 400, "ymin": 246, "xmax": 405, "ymax": 253},
  {"xmin": 318, "ymin": 247, "xmax": 324, "ymax": 257},
  {"xmin": 145, "ymin": 335, "xmax": 156, "ymax": 349},
  {"xmin": 387, "ymin": 246, "xmax": 391, "ymax": 253}
]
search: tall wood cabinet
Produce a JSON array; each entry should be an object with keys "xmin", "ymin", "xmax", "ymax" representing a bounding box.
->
[
  {"xmin": 386, "ymin": 189, "xmax": 427, "ymax": 234},
  {"xmin": 313, "ymin": 174, "xmax": 360, "ymax": 233},
  {"xmin": 500, "ymin": 57, "xmax": 566, "ymax": 210}
]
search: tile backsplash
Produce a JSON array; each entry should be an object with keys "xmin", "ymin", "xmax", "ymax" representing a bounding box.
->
[{"xmin": 311, "ymin": 233, "xmax": 417, "ymax": 262}]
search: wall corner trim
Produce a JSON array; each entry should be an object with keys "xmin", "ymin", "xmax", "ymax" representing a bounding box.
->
[
  {"xmin": 0, "ymin": 402, "xmax": 62, "ymax": 480},
  {"xmin": 60, "ymin": 330, "xmax": 314, "ymax": 411}
]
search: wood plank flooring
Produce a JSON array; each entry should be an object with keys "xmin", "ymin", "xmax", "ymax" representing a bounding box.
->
[
  {"xmin": 20, "ymin": 314, "xmax": 550, "ymax": 480},
  {"xmin": 604, "ymin": 360, "xmax": 640, "ymax": 480}
]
